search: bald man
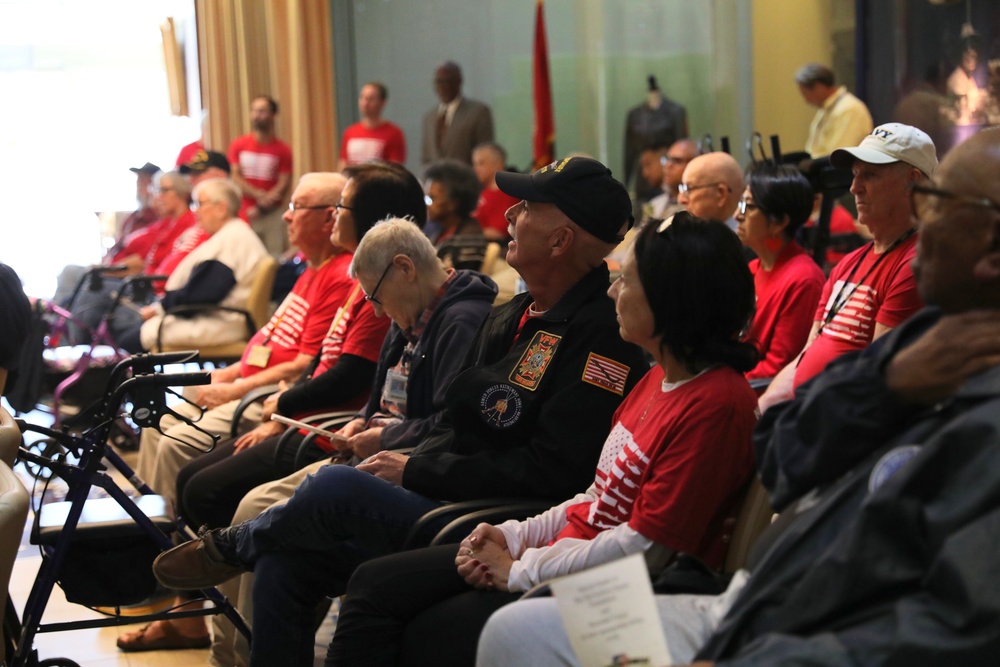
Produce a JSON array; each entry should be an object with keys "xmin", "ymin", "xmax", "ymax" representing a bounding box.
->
[
  {"xmin": 677, "ymin": 151, "xmax": 745, "ymax": 227},
  {"xmin": 607, "ymin": 142, "xmax": 721, "ymax": 269}
]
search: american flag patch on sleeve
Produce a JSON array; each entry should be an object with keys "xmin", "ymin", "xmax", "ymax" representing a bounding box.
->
[{"xmin": 581, "ymin": 353, "xmax": 629, "ymax": 395}]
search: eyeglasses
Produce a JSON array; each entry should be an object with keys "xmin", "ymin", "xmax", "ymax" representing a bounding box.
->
[
  {"xmin": 660, "ymin": 155, "xmax": 690, "ymax": 166},
  {"xmin": 288, "ymin": 202, "xmax": 336, "ymax": 212},
  {"xmin": 153, "ymin": 186, "xmax": 175, "ymax": 195},
  {"xmin": 678, "ymin": 182, "xmax": 725, "ymax": 195},
  {"xmin": 191, "ymin": 199, "xmax": 214, "ymax": 210},
  {"xmin": 737, "ymin": 199, "xmax": 761, "ymax": 216},
  {"xmin": 910, "ymin": 183, "xmax": 1000, "ymax": 223},
  {"xmin": 364, "ymin": 263, "xmax": 394, "ymax": 306}
]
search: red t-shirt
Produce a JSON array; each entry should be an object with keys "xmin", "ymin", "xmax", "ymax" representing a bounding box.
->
[
  {"xmin": 315, "ymin": 290, "xmax": 390, "ymax": 376},
  {"xmin": 228, "ymin": 134, "xmax": 293, "ymax": 208},
  {"xmin": 558, "ymin": 365, "xmax": 758, "ymax": 570},
  {"xmin": 339, "ymin": 121, "xmax": 406, "ymax": 166},
  {"xmin": 175, "ymin": 140, "xmax": 205, "ymax": 169},
  {"xmin": 111, "ymin": 211, "xmax": 197, "ymax": 270},
  {"xmin": 302, "ymin": 292, "xmax": 391, "ymax": 420},
  {"xmin": 142, "ymin": 210, "xmax": 198, "ymax": 271},
  {"xmin": 147, "ymin": 214, "xmax": 210, "ymax": 294},
  {"xmin": 804, "ymin": 203, "xmax": 860, "ymax": 266},
  {"xmin": 745, "ymin": 243, "xmax": 825, "ymax": 380},
  {"xmin": 105, "ymin": 207, "xmax": 158, "ymax": 261},
  {"xmin": 152, "ymin": 223, "xmax": 211, "ymax": 279},
  {"xmin": 111, "ymin": 226, "xmax": 157, "ymax": 265},
  {"xmin": 794, "ymin": 233, "xmax": 922, "ymax": 387},
  {"xmin": 473, "ymin": 186, "xmax": 519, "ymax": 238},
  {"xmin": 238, "ymin": 253, "xmax": 353, "ymax": 379}
]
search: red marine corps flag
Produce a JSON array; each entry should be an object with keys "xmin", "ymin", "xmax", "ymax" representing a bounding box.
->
[{"xmin": 532, "ymin": 0, "xmax": 555, "ymax": 169}]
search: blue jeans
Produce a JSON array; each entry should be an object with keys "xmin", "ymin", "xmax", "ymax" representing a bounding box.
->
[{"xmin": 228, "ymin": 464, "xmax": 445, "ymax": 667}]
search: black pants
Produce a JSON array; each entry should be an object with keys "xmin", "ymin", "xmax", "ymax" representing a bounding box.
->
[
  {"xmin": 175, "ymin": 430, "xmax": 327, "ymax": 528},
  {"xmin": 326, "ymin": 544, "xmax": 519, "ymax": 667}
]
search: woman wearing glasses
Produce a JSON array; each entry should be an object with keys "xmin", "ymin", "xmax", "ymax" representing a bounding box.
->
[
  {"xmin": 324, "ymin": 213, "xmax": 760, "ymax": 667},
  {"xmin": 735, "ymin": 163, "xmax": 825, "ymax": 381}
]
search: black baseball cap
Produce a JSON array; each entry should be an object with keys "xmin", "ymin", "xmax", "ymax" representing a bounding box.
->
[
  {"xmin": 496, "ymin": 157, "xmax": 633, "ymax": 243},
  {"xmin": 129, "ymin": 162, "xmax": 161, "ymax": 176},
  {"xmin": 180, "ymin": 150, "xmax": 231, "ymax": 175}
]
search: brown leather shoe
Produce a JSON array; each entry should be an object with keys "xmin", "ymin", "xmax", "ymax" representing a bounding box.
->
[{"xmin": 153, "ymin": 528, "xmax": 245, "ymax": 590}]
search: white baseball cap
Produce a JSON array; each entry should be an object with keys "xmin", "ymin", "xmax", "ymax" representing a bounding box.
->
[{"xmin": 831, "ymin": 123, "xmax": 937, "ymax": 176}]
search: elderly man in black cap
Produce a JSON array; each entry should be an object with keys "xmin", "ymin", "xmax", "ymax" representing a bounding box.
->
[
  {"xmin": 179, "ymin": 149, "xmax": 232, "ymax": 184},
  {"xmin": 53, "ymin": 161, "xmax": 162, "ymax": 306},
  {"xmin": 153, "ymin": 157, "xmax": 648, "ymax": 666},
  {"xmin": 105, "ymin": 161, "xmax": 162, "ymax": 260}
]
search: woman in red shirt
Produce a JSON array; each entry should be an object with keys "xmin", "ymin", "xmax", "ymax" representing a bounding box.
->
[
  {"xmin": 736, "ymin": 164, "xmax": 825, "ymax": 381},
  {"xmin": 324, "ymin": 213, "xmax": 761, "ymax": 667}
]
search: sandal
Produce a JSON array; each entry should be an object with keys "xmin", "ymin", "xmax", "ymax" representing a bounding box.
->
[{"xmin": 117, "ymin": 620, "xmax": 211, "ymax": 652}]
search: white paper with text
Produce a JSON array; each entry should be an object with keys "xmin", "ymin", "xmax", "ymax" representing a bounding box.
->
[{"xmin": 550, "ymin": 553, "xmax": 670, "ymax": 667}]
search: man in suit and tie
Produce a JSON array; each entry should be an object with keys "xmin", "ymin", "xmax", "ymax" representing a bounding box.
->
[{"xmin": 421, "ymin": 61, "xmax": 494, "ymax": 166}]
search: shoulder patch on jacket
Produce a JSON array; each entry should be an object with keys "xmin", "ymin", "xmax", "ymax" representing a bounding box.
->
[
  {"xmin": 479, "ymin": 383, "xmax": 523, "ymax": 428},
  {"xmin": 509, "ymin": 330, "xmax": 561, "ymax": 390},
  {"xmin": 581, "ymin": 352, "xmax": 630, "ymax": 395}
]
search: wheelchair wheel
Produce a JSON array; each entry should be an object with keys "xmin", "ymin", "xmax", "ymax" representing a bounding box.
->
[
  {"xmin": 108, "ymin": 416, "xmax": 139, "ymax": 452},
  {"xmin": 38, "ymin": 659, "xmax": 83, "ymax": 667},
  {"xmin": 22, "ymin": 436, "xmax": 78, "ymax": 481}
]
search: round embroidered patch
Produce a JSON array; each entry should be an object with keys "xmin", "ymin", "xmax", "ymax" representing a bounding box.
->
[
  {"xmin": 479, "ymin": 383, "xmax": 523, "ymax": 429},
  {"xmin": 868, "ymin": 445, "xmax": 922, "ymax": 493}
]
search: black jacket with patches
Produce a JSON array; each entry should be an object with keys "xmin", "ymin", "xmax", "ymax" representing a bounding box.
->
[
  {"xmin": 697, "ymin": 308, "xmax": 1000, "ymax": 666},
  {"xmin": 404, "ymin": 264, "xmax": 648, "ymax": 502}
]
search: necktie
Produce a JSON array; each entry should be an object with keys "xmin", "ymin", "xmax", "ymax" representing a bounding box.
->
[{"xmin": 436, "ymin": 109, "xmax": 447, "ymax": 152}]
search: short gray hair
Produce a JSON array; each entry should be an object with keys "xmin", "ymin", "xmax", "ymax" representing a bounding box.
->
[
  {"xmin": 157, "ymin": 170, "xmax": 192, "ymax": 204},
  {"xmin": 350, "ymin": 217, "xmax": 441, "ymax": 279},
  {"xmin": 193, "ymin": 178, "xmax": 241, "ymax": 218},
  {"xmin": 795, "ymin": 63, "xmax": 835, "ymax": 88}
]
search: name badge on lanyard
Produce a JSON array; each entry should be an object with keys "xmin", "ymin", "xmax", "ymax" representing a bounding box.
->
[
  {"xmin": 383, "ymin": 368, "xmax": 409, "ymax": 405},
  {"xmin": 245, "ymin": 345, "xmax": 272, "ymax": 368}
]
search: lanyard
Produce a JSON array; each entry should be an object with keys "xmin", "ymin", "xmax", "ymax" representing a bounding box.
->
[
  {"xmin": 813, "ymin": 90, "xmax": 847, "ymax": 137},
  {"xmin": 262, "ymin": 258, "xmax": 331, "ymax": 345},
  {"xmin": 819, "ymin": 227, "xmax": 916, "ymax": 333},
  {"xmin": 322, "ymin": 282, "xmax": 363, "ymax": 341}
]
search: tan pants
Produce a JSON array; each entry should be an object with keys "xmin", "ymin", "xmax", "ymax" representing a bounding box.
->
[
  {"xmin": 136, "ymin": 397, "xmax": 262, "ymax": 506},
  {"xmin": 210, "ymin": 458, "xmax": 331, "ymax": 667}
]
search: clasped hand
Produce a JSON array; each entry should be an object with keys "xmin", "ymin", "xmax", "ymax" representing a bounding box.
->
[{"xmin": 454, "ymin": 523, "xmax": 513, "ymax": 592}]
